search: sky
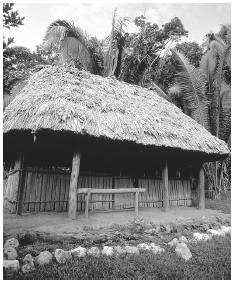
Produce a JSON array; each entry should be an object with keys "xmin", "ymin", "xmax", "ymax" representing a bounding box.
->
[{"xmin": 4, "ymin": 2, "xmax": 231, "ymax": 52}]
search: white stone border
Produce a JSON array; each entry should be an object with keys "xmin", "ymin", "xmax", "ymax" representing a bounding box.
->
[{"xmin": 3, "ymin": 225, "xmax": 231, "ymax": 275}]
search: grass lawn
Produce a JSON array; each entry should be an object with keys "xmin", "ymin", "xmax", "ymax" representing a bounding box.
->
[
  {"xmin": 205, "ymin": 191, "xmax": 231, "ymax": 214},
  {"xmin": 4, "ymin": 235, "xmax": 231, "ymax": 280}
]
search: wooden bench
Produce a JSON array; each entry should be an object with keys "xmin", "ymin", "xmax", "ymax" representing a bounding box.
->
[{"xmin": 78, "ymin": 188, "xmax": 146, "ymax": 218}]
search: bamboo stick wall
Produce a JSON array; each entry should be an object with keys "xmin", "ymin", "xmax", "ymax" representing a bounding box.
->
[
  {"xmin": 4, "ymin": 166, "xmax": 193, "ymax": 213},
  {"xmin": 77, "ymin": 173, "xmax": 113, "ymax": 211},
  {"xmin": 22, "ymin": 167, "xmax": 70, "ymax": 212},
  {"xmin": 114, "ymin": 176, "xmax": 135, "ymax": 209},
  {"xmin": 4, "ymin": 159, "xmax": 22, "ymax": 213}
]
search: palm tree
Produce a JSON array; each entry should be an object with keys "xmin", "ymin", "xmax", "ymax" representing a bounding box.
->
[
  {"xmin": 169, "ymin": 49, "xmax": 210, "ymax": 131},
  {"xmin": 168, "ymin": 26, "xmax": 231, "ymax": 196},
  {"xmin": 200, "ymin": 25, "xmax": 231, "ymax": 138},
  {"xmin": 43, "ymin": 19, "xmax": 104, "ymax": 74},
  {"xmin": 42, "ymin": 14, "xmax": 172, "ymax": 103},
  {"xmin": 43, "ymin": 16, "xmax": 126, "ymax": 77},
  {"xmin": 200, "ymin": 26, "xmax": 231, "ymax": 196}
]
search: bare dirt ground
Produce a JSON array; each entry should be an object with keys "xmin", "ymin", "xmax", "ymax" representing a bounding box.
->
[{"xmin": 4, "ymin": 207, "xmax": 229, "ymax": 239}]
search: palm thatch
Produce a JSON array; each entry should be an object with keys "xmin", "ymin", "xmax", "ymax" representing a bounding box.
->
[{"xmin": 3, "ymin": 65, "xmax": 229, "ymax": 159}]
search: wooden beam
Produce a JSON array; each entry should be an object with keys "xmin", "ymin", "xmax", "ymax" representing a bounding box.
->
[
  {"xmin": 68, "ymin": 151, "xmax": 81, "ymax": 219},
  {"xmin": 78, "ymin": 188, "xmax": 146, "ymax": 194},
  {"xmin": 162, "ymin": 161, "xmax": 169, "ymax": 212},
  {"xmin": 16, "ymin": 153, "xmax": 27, "ymax": 215},
  {"xmin": 198, "ymin": 165, "xmax": 205, "ymax": 209}
]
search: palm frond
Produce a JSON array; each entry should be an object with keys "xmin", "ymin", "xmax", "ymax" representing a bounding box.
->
[
  {"xmin": 171, "ymin": 49, "xmax": 208, "ymax": 106},
  {"xmin": 103, "ymin": 9, "xmax": 118, "ymax": 77},
  {"xmin": 43, "ymin": 19, "xmax": 94, "ymax": 72},
  {"xmin": 218, "ymin": 24, "xmax": 231, "ymax": 44},
  {"xmin": 220, "ymin": 80, "xmax": 231, "ymax": 110},
  {"xmin": 219, "ymin": 108, "xmax": 231, "ymax": 143},
  {"xmin": 223, "ymin": 44, "xmax": 231, "ymax": 69},
  {"xmin": 191, "ymin": 102, "xmax": 210, "ymax": 130},
  {"xmin": 167, "ymin": 83, "xmax": 188, "ymax": 112},
  {"xmin": 200, "ymin": 50, "xmax": 217, "ymax": 79},
  {"xmin": 168, "ymin": 84, "xmax": 181, "ymax": 100},
  {"xmin": 213, "ymin": 34, "xmax": 227, "ymax": 50},
  {"xmin": 171, "ymin": 49, "xmax": 210, "ymax": 130}
]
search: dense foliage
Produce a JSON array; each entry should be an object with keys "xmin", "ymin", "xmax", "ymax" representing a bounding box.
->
[
  {"xmin": 3, "ymin": 3, "xmax": 24, "ymax": 49},
  {"xmin": 155, "ymin": 41, "xmax": 204, "ymax": 92},
  {"xmin": 168, "ymin": 25, "xmax": 231, "ymax": 196},
  {"xmin": 3, "ymin": 5, "xmax": 54, "ymax": 95},
  {"xmin": 41, "ymin": 14, "xmax": 189, "ymax": 98},
  {"xmin": 3, "ymin": 46, "xmax": 52, "ymax": 94},
  {"xmin": 116, "ymin": 16, "xmax": 188, "ymax": 87},
  {"xmin": 3, "ymin": 3, "xmax": 26, "ymax": 94}
]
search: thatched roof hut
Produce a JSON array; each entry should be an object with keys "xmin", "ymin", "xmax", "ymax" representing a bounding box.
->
[
  {"xmin": 4, "ymin": 65, "xmax": 229, "ymax": 158},
  {"xmin": 3, "ymin": 66, "xmax": 229, "ymax": 218}
]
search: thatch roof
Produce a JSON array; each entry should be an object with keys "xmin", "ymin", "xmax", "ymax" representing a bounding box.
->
[{"xmin": 3, "ymin": 65, "xmax": 229, "ymax": 159}]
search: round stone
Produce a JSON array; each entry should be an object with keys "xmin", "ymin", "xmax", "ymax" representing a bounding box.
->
[
  {"xmin": 87, "ymin": 247, "xmax": 101, "ymax": 257},
  {"xmin": 35, "ymin": 251, "xmax": 53, "ymax": 266},
  {"xmin": 71, "ymin": 247, "xmax": 86, "ymax": 258},
  {"xmin": 4, "ymin": 247, "xmax": 17, "ymax": 260},
  {"xmin": 54, "ymin": 249, "xmax": 67, "ymax": 264},
  {"xmin": 102, "ymin": 246, "xmax": 114, "ymax": 256},
  {"xmin": 4, "ymin": 238, "xmax": 19, "ymax": 250},
  {"xmin": 125, "ymin": 246, "xmax": 139, "ymax": 255}
]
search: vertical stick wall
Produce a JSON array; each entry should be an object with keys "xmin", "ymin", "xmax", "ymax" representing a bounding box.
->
[{"xmin": 4, "ymin": 155, "xmax": 24, "ymax": 213}]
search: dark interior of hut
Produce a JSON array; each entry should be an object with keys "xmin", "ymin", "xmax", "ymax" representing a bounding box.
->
[{"xmin": 4, "ymin": 130, "xmax": 201, "ymax": 180}]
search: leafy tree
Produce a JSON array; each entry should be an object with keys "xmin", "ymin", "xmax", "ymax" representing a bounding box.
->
[
  {"xmin": 33, "ymin": 44, "xmax": 57, "ymax": 64},
  {"xmin": 118, "ymin": 16, "xmax": 188, "ymax": 86},
  {"xmin": 3, "ymin": 3, "xmax": 25, "ymax": 49},
  {"xmin": 3, "ymin": 46, "xmax": 51, "ymax": 95},
  {"xmin": 3, "ymin": 3, "xmax": 28, "ymax": 96}
]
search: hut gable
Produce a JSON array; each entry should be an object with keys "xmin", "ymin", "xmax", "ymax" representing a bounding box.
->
[{"xmin": 3, "ymin": 65, "xmax": 229, "ymax": 157}]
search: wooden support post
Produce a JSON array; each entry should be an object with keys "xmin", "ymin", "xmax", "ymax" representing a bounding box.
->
[
  {"xmin": 198, "ymin": 165, "xmax": 205, "ymax": 209},
  {"xmin": 85, "ymin": 190, "xmax": 91, "ymax": 218},
  {"xmin": 16, "ymin": 154, "xmax": 27, "ymax": 215},
  {"xmin": 68, "ymin": 152, "xmax": 81, "ymax": 219},
  {"xmin": 162, "ymin": 162, "xmax": 169, "ymax": 212},
  {"xmin": 135, "ymin": 189, "xmax": 139, "ymax": 217}
]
